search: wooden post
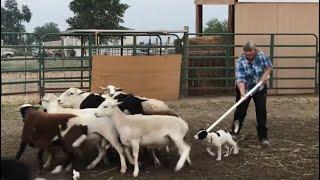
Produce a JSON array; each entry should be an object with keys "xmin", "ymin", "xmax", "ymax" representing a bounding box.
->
[
  {"xmin": 195, "ymin": 4, "xmax": 203, "ymax": 34},
  {"xmin": 228, "ymin": 5, "xmax": 235, "ymax": 33}
]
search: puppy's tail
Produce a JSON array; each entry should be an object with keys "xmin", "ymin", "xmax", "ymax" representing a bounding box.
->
[{"xmin": 235, "ymin": 135, "xmax": 246, "ymax": 143}]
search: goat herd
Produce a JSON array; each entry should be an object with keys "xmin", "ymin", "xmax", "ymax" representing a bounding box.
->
[{"xmin": 3, "ymin": 85, "xmax": 239, "ymax": 180}]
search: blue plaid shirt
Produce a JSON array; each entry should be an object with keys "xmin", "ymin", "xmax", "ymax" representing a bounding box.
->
[{"xmin": 235, "ymin": 50, "xmax": 273, "ymax": 92}]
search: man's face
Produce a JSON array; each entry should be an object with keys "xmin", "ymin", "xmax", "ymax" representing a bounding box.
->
[{"xmin": 244, "ymin": 49, "xmax": 256, "ymax": 61}]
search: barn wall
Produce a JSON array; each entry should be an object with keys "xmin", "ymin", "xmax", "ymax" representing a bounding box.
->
[
  {"xmin": 235, "ymin": 2, "xmax": 319, "ymax": 94},
  {"xmin": 91, "ymin": 55, "xmax": 182, "ymax": 100}
]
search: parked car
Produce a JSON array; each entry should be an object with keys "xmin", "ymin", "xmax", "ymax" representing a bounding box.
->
[
  {"xmin": 54, "ymin": 50, "xmax": 65, "ymax": 57},
  {"xmin": 32, "ymin": 49, "xmax": 53, "ymax": 58},
  {"xmin": 1, "ymin": 49, "xmax": 14, "ymax": 58}
]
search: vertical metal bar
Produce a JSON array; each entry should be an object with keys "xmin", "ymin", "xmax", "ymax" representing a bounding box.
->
[
  {"xmin": 148, "ymin": 37, "xmax": 151, "ymax": 56},
  {"xmin": 182, "ymin": 26, "xmax": 189, "ymax": 98},
  {"xmin": 88, "ymin": 35, "xmax": 93, "ymax": 91},
  {"xmin": 80, "ymin": 36, "xmax": 84, "ymax": 89},
  {"xmin": 225, "ymin": 34, "xmax": 230, "ymax": 89},
  {"xmin": 121, "ymin": 35, "xmax": 124, "ymax": 56},
  {"xmin": 180, "ymin": 35, "xmax": 186, "ymax": 98},
  {"xmin": 41, "ymin": 36, "xmax": 45, "ymax": 97},
  {"xmin": 133, "ymin": 35, "xmax": 137, "ymax": 56},
  {"xmin": 24, "ymin": 35, "xmax": 27, "ymax": 94},
  {"xmin": 159, "ymin": 36, "xmax": 163, "ymax": 55},
  {"xmin": 269, "ymin": 34, "xmax": 275, "ymax": 89},
  {"xmin": 314, "ymin": 36, "xmax": 319, "ymax": 95},
  {"xmin": 155, "ymin": 38, "xmax": 159, "ymax": 55},
  {"xmin": 37, "ymin": 34, "xmax": 42, "ymax": 99},
  {"xmin": 316, "ymin": 52, "xmax": 319, "ymax": 94}
]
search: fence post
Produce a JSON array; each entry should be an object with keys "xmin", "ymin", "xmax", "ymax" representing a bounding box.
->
[
  {"xmin": 181, "ymin": 26, "xmax": 189, "ymax": 98},
  {"xmin": 89, "ymin": 35, "xmax": 93, "ymax": 91},
  {"xmin": 121, "ymin": 35, "xmax": 124, "ymax": 56},
  {"xmin": 37, "ymin": 34, "xmax": 42, "ymax": 99},
  {"xmin": 40, "ymin": 36, "xmax": 45, "ymax": 97},
  {"xmin": 315, "ymin": 49, "xmax": 319, "ymax": 95},
  {"xmin": 269, "ymin": 34, "xmax": 274, "ymax": 89},
  {"xmin": 225, "ymin": 34, "xmax": 230, "ymax": 89},
  {"xmin": 133, "ymin": 35, "xmax": 137, "ymax": 56}
]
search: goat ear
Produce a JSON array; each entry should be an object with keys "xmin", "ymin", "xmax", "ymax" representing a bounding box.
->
[
  {"xmin": 77, "ymin": 89, "xmax": 87, "ymax": 95},
  {"xmin": 113, "ymin": 102, "xmax": 122, "ymax": 107},
  {"xmin": 99, "ymin": 86, "xmax": 107, "ymax": 90},
  {"xmin": 33, "ymin": 105, "xmax": 41, "ymax": 109},
  {"xmin": 115, "ymin": 88, "xmax": 123, "ymax": 91}
]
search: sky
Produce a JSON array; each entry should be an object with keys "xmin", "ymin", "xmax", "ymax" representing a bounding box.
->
[{"xmin": 1, "ymin": 0, "xmax": 228, "ymax": 33}]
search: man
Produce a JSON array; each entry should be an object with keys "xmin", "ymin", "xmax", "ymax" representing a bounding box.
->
[{"xmin": 231, "ymin": 40, "xmax": 272, "ymax": 147}]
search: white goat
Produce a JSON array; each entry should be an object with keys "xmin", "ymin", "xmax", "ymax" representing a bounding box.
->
[
  {"xmin": 101, "ymin": 85, "xmax": 170, "ymax": 112},
  {"xmin": 95, "ymin": 99, "xmax": 191, "ymax": 177},
  {"xmin": 58, "ymin": 88, "xmax": 168, "ymax": 166},
  {"xmin": 57, "ymin": 87, "xmax": 94, "ymax": 109},
  {"xmin": 41, "ymin": 94, "xmax": 131, "ymax": 174}
]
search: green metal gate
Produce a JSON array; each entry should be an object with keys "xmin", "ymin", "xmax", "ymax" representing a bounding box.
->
[
  {"xmin": 40, "ymin": 33, "xmax": 93, "ymax": 96},
  {"xmin": 1, "ymin": 31, "xmax": 183, "ymax": 98},
  {"xmin": 1, "ymin": 31, "xmax": 318, "ymax": 99},
  {"xmin": 1, "ymin": 32, "xmax": 42, "ymax": 96},
  {"xmin": 180, "ymin": 33, "xmax": 319, "ymax": 97}
]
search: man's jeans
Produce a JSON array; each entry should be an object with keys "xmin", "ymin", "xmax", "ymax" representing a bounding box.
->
[{"xmin": 232, "ymin": 84, "xmax": 268, "ymax": 141}]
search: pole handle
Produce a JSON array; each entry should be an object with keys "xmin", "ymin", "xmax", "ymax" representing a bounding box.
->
[{"xmin": 206, "ymin": 76, "xmax": 269, "ymax": 132}]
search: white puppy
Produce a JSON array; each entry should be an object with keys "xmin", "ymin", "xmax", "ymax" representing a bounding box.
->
[{"xmin": 194, "ymin": 129, "xmax": 239, "ymax": 161}]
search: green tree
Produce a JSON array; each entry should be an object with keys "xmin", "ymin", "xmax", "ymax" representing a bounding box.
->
[
  {"xmin": 67, "ymin": 0, "xmax": 129, "ymax": 30},
  {"xmin": 203, "ymin": 18, "xmax": 228, "ymax": 33},
  {"xmin": 34, "ymin": 22, "xmax": 61, "ymax": 41},
  {"xmin": 26, "ymin": 22, "xmax": 61, "ymax": 45},
  {"xmin": 1, "ymin": 0, "xmax": 32, "ymax": 44}
]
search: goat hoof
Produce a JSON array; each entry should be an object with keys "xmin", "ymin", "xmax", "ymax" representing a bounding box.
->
[
  {"xmin": 154, "ymin": 159, "xmax": 161, "ymax": 167},
  {"xmin": 133, "ymin": 171, "xmax": 139, "ymax": 177},
  {"xmin": 233, "ymin": 150, "xmax": 239, "ymax": 155},
  {"xmin": 120, "ymin": 168, "xmax": 127, "ymax": 174},
  {"xmin": 174, "ymin": 168, "xmax": 180, "ymax": 172},
  {"xmin": 65, "ymin": 164, "xmax": 72, "ymax": 172},
  {"xmin": 43, "ymin": 163, "xmax": 50, "ymax": 169},
  {"xmin": 154, "ymin": 162, "xmax": 161, "ymax": 167},
  {"xmin": 216, "ymin": 158, "xmax": 221, "ymax": 161},
  {"xmin": 38, "ymin": 170, "xmax": 44, "ymax": 175},
  {"xmin": 86, "ymin": 164, "xmax": 94, "ymax": 170},
  {"xmin": 103, "ymin": 157, "xmax": 110, "ymax": 166},
  {"xmin": 51, "ymin": 165, "xmax": 63, "ymax": 174}
]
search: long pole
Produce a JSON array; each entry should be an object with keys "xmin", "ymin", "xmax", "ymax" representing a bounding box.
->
[{"xmin": 206, "ymin": 76, "xmax": 269, "ymax": 132}]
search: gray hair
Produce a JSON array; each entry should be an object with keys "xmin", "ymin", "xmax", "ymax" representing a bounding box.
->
[{"xmin": 243, "ymin": 40, "xmax": 256, "ymax": 51}]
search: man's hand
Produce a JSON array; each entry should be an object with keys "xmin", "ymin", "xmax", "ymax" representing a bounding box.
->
[
  {"xmin": 241, "ymin": 93, "xmax": 246, "ymax": 99},
  {"xmin": 261, "ymin": 67, "xmax": 272, "ymax": 84},
  {"xmin": 237, "ymin": 82, "xmax": 247, "ymax": 99}
]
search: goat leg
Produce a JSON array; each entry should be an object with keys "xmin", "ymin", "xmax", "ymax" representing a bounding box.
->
[
  {"xmin": 43, "ymin": 151, "xmax": 53, "ymax": 168},
  {"xmin": 151, "ymin": 149, "xmax": 161, "ymax": 167},
  {"xmin": 37, "ymin": 149, "xmax": 44, "ymax": 175},
  {"xmin": 15, "ymin": 141, "xmax": 27, "ymax": 160}
]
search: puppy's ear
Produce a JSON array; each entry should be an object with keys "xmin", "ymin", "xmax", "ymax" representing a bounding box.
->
[
  {"xmin": 194, "ymin": 129, "xmax": 208, "ymax": 140},
  {"xmin": 198, "ymin": 130, "xmax": 208, "ymax": 140}
]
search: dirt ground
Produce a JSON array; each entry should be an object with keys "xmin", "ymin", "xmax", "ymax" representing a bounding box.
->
[{"xmin": 1, "ymin": 95, "xmax": 319, "ymax": 180}]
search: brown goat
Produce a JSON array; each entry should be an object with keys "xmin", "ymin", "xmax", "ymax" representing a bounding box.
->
[{"xmin": 16, "ymin": 104, "xmax": 88, "ymax": 175}]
